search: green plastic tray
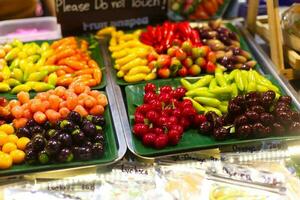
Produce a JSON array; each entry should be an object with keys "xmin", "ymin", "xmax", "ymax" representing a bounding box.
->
[
  {"xmin": 0, "ymin": 92, "xmax": 118, "ymax": 177},
  {"xmin": 109, "ymin": 22, "xmax": 259, "ymax": 86},
  {"xmin": 125, "ymin": 78, "xmax": 300, "ymax": 156},
  {"xmin": 1, "ymin": 36, "xmax": 106, "ymax": 99}
]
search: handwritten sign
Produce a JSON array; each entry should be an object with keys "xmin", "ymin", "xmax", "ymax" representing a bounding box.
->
[{"xmin": 55, "ymin": 0, "xmax": 168, "ymax": 35}]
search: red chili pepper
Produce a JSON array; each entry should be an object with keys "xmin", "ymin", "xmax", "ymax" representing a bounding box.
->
[
  {"xmin": 190, "ymin": 29, "xmax": 202, "ymax": 46},
  {"xmin": 146, "ymin": 26, "xmax": 155, "ymax": 39},
  {"xmin": 177, "ymin": 22, "xmax": 192, "ymax": 39},
  {"xmin": 155, "ymin": 26, "xmax": 162, "ymax": 43}
]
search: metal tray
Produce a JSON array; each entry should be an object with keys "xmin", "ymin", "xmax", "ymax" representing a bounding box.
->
[{"xmin": 102, "ymin": 21, "xmax": 300, "ymax": 161}]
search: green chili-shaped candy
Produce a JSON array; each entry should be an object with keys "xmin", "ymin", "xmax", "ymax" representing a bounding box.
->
[
  {"xmin": 231, "ymin": 83, "xmax": 238, "ymax": 98},
  {"xmin": 9, "ymin": 58, "xmax": 20, "ymax": 69},
  {"xmin": 215, "ymin": 68, "xmax": 227, "ymax": 87},
  {"xmin": 234, "ymin": 70, "xmax": 244, "ymax": 91},
  {"xmin": 1, "ymin": 66, "xmax": 11, "ymax": 80},
  {"xmin": 3, "ymin": 78, "xmax": 21, "ymax": 87},
  {"xmin": 241, "ymin": 70, "xmax": 248, "ymax": 91},
  {"xmin": 32, "ymin": 82, "xmax": 55, "ymax": 92},
  {"xmin": 218, "ymin": 104, "xmax": 228, "ymax": 113},
  {"xmin": 247, "ymin": 82, "xmax": 256, "ymax": 92},
  {"xmin": 186, "ymin": 87, "xmax": 213, "ymax": 97},
  {"xmin": 27, "ymin": 70, "xmax": 48, "ymax": 82},
  {"xmin": 194, "ymin": 96, "xmax": 221, "ymax": 107},
  {"xmin": 209, "ymin": 86, "xmax": 232, "ymax": 94},
  {"xmin": 11, "ymin": 84, "xmax": 31, "ymax": 94},
  {"xmin": 39, "ymin": 65, "xmax": 59, "ymax": 73},
  {"xmin": 0, "ymin": 83, "xmax": 10, "ymax": 92},
  {"xmin": 209, "ymin": 78, "xmax": 217, "ymax": 90},
  {"xmin": 180, "ymin": 78, "xmax": 193, "ymax": 90},
  {"xmin": 11, "ymin": 68, "xmax": 23, "ymax": 82},
  {"xmin": 228, "ymin": 69, "xmax": 238, "ymax": 81},
  {"xmin": 190, "ymin": 75, "xmax": 213, "ymax": 89},
  {"xmin": 183, "ymin": 97, "xmax": 206, "ymax": 113},
  {"xmin": 5, "ymin": 47, "xmax": 20, "ymax": 61},
  {"xmin": 257, "ymin": 85, "xmax": 269, "ymax": 92},
  {"xmin": 48, "ymin": 73, "xmax": 57, "ymax": 86},
  {"xmin": 204, "ymin": 106, "xmax": 222, "ymax": 116}
]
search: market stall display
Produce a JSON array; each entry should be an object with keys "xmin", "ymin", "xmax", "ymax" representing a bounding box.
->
[
  {"xmin": 0, "ymin": 37, "xmax": 120, "ymax": 175},
  {"xmin": 98, "ymin": 21, "xmax": 259, "ymax": 86},
  {"xmin": 0, "ymin": 36, "xmax": 105, "ymax": 95},
  {"xmin": 95, "ymin": 20, "xmax": 300, "ymax": 157},
  {"xmin": 169, "ymin": 0, "xmax": 231, "ymax": 20}
]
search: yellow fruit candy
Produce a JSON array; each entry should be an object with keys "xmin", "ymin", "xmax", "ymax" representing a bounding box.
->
[
  {"xmin": 2, "ymin": 142, "xmax": 17, "ymax": 153},
  {"xmin": 0, "ymin": 131, "xmax": 8, "ymax": 146},
  {"xmin": 10, "ymin": 149, "xmax": 25, "ymax": 164},
  {"xmin": 0, "ymin": 153, "xmax": 12, "ymax": 169},
  {"xmin": 0, "ymin": 124, "xmax": 14, "ymax": 135},
  {"xmin": 7, "ymin": 135, "xmax": 18, "ymax": 144},
  {"xmin": 16, "ymin": 137, "xmax": 30, "ymax": 151}
]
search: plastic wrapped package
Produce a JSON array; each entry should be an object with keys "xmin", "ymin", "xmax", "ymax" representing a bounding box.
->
[{"xmin": 155, "ymin": 164, "xmax": 206, "ymax": 200}]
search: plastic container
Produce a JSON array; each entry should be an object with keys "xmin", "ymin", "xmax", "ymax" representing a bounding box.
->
[{"xmin": 0, "ymin": 17, "xmax": 61, "ymax": 44}]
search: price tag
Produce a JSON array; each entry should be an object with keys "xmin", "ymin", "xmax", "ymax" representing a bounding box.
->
[{"xmin": 55, "ymin": 0, "xmax": 168, "ymax": 35}]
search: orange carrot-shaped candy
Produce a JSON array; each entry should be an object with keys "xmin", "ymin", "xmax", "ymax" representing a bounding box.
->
[
  {"xmin": 74, "ymin": 68, "xmax": 94, "ymax": 76},
  {"xmin": 57, "ymin": 76, "xmax": 74, "ymax": 86},
  {"xmin": 88, "ymin": 60, "xmax": 99, "ymax": 68},
  {"xmin": 93, "ymin": 68, "xmax": 102, "ymax": 84}
]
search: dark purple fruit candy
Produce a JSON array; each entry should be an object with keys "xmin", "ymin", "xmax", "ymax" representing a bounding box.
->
[
  {"xmin": 278, "ymin": 96, "xmax": 292, "ymax": 105},
  {"xmin": 83, "ymin": 140, "xmax": 93, "ymax": 148},
  {"xmin": 93, "ymin": 134, "xmax": 104, "ymax": 144},
  {"xmin": 31, "ymin": 135, "xmax": 46, "ymax": 151},
  {"xmin": 82, "ymin": 122, "xmax": 96, "ymax": 138},
  {"xmin": 214, "ymin": 117, "xmax": 225, "ymax": 128},
  {"xmin": 237, "ymin": 125, "xmax": 252, "ymax": 139},
  {"xmin": 261, "ymin": 95, "xmax": 274, "ymax": 109},
  {"xmin": 91, "ymin": 143, "xmax": 104, "ymax": 158},
  {"xmin": 245, "ymin": 111, "xmax": 259, "ymax": 123},
  {"xmin": 234, "ymin": 115, "xmax": 247, "ymax": 127},
  {"xmin": 16, "ymin": 127, "xmax": 31, "ymax": 138},
  {"xmin": 26, "ymin": 119, "xmax": 37, "ymax": 127},
  {"xmin": 45, "ymin": 139, "xmax": 61, "ymax": 155},
  {"xmin": 252, "ymin": 123, "xmax": 265, "ymax": 136},
  {"xmin": 199, "ymin": 121, "xmax": 213, "ymax": 135},
  {"xmin": 246, "ymin": 98, "xmax": 261, "ymax": 107},
  {"xmin": 95, "ymin": 126, "xmax": 104, "ymax": 135},
  {"xmin": 276, "ymin": 111, "xmax": 292, "ymax": 125},
  {"xmin": 245, "ymin": 92, "xmax": 261, "ymax": 100},
  {"xmin": 59, "ymin": 120, "xmax": 75, "ymax": 131},
  {"xmin": 273, "ymin": 123, "xmax": 285, "ymax": 136},
  {"xmin": 92, "ymin": 115, "xmax": 105, "ymax": 127},
  {"xmin": 58, "ymin": 148, "xmax": 74, "ymax": 163},
  {"xmin": 30, "ymin": 125, "xmax": 44, "ymax": 134},
  {"xmin": 43, "ymin": 121, "xmax": 52, "ymax": 130},
  {"xmin": 213, "ymin": 127, "xmax": 229, "ymax": 141},
  {"xmin": 73, "ymin": 147, "xmax": 92, "ymax": 161},
  {"xmin": 45, "ymin": 129, "xmax": 59, "ymax": 140},
  {"xmin": 264, "ymin": 90, "xmax": 276, "ymax": 100},
  {"xmin": 25, "ymin": 149, "xmax": 37, "ymax": 164},
  {"xmin": 205, "ymin": 111, "xmax": 218, "ymax": 124},
  {"xmin": 38, "ymin": 150, "xmax": 49, "ymax": 164},
  {"xmin": 260, "ymin": 113, "xmax": 274, "ymax": 125},
  {"xmin": 71, "ymin": 130, "xmax": 86, "ymax": 144},
  {"xmin": 264, "ymin": 126, "xmax": 272, "ymax": 136},
  {"xmin": 228, "ymin": 102, "xmax": 241, "ymax": 114},
  {"xmin": 289, "ymin": 121, "xmax": 300, "ymax": 133},
  {"xmin": 291, "ymin": 111, "xmax": 300, "ymax": 122},
  {"xmin": 223, "ymin": 113, "xmax": 234, "ymax": 124},
  {"xmin": 250, "ymin": 105, "xmax": 265, "ymax": 114},
  {"xmin": 68, "ymin": 111, "xmax": 82, "ymax": 125},
  {"xmin": 57, "ymin": 133, "xmax": 72, "ymax": 147},
  {"xmin": 233, "ymin": 95, "xmax": 245, "ymax": 107}
]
